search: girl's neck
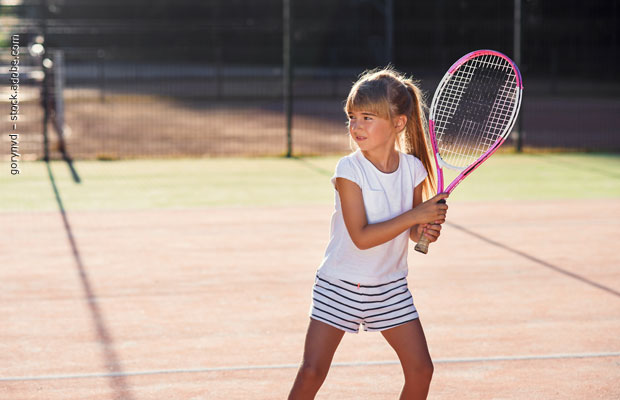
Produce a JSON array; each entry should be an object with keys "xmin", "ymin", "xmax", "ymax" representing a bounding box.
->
[{"xmin": 361, "ymin": 147, "xmax": 400, "ymax": 173}]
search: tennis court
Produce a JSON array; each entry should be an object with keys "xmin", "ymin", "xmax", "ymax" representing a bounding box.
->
[
  {"xmin": 2, "ymin": 2, "xmax": 620, "ymax": 399},
  {"xmin": 1, "ymin": 154, "xmax": 619, "ymax": 399}
]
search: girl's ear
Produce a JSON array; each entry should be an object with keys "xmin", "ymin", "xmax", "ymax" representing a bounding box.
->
[{"xmin": 394, "ymin": 115, "xmax": 407, "ymax": 131}]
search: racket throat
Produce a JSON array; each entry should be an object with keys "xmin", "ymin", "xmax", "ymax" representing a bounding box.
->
[{"xmin": 437, "ymin": 155, "xmax": 467, "ymax": 172}]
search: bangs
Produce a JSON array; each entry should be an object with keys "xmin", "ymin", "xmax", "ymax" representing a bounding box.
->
[{"xmin": 344, "ymin": 80, "xmax": 392, "ymax": 120}]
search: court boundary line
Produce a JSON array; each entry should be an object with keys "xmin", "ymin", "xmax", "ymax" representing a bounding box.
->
[{"xmin": 3, "ymin": 351, "xmax": 619, "ymax": 382}]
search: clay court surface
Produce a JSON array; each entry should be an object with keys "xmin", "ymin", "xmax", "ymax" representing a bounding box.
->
[{"xmin": 2, "ymin": 198, "xmax": 619, "ymax": 399}]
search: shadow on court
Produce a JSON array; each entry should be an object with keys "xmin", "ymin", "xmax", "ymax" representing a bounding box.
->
[
  {"xmin": 447, "ymin": 221, "xmax": 620, "ymax": 298},
  {"xmin": 45, "ymin": 162, "xmax": 135, "ymax": 400}
]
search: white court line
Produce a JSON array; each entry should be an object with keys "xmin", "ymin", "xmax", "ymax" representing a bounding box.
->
[{"xmin": 2, "ymin": 352, "xmax": 619, "ymax": 382}]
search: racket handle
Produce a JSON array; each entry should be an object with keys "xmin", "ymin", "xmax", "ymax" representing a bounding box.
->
[{"xmin": 414, "ymin": 199, "xmax": 447, "ymax": 255}]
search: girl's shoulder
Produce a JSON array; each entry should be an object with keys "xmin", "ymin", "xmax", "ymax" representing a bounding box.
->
[
  {"xmin": 400, "ymin": 152, "xmax": 428, "ymax": 187},
  {"xmin": 400, "ymin": 151, "xmax": 421, "ymax": 163},
  {"xmin": 343, "ymin": 149, "xmax": 362, "ymax": 161},
  {"xmin": 401, "ymin": 152, "xmax": 425, "ymax": 169},
  {"xmin": 332, "ymin": 150, "xmax": 364, "ymax": 187},
  {"xmin": 400, "ymin": 152, "xmax": 428, "ymax": 184},
  {"xmin": 335, "ymin": 150, "xmax": 363, "ymax": 169}
]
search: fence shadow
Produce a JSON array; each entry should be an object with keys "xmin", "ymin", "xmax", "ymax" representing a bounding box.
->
[
  {"xmin": 448, "ymin": 221, "xmax": 620, "ymax": 298},
  {"xmin": 46, "ymin": 161, "xmax": 135, "ymax": 400}
]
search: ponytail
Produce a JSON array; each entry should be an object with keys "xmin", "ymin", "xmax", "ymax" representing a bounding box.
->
[{"xmin": 401, "ymin": 80, "xmax": 436, "ymax": 199}]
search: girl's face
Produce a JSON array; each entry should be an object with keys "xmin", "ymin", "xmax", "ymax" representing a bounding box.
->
[{"xmin": 347, "ymin": 110, "xmax": 401, "ymax": 152}]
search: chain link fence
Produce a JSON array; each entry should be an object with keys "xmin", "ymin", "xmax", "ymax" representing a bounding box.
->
[{"xmin": 2, "ymin": 0, "xmax": 619, "ymax": 161}]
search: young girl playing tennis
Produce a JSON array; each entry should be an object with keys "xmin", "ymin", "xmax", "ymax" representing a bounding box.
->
[{"xmin": 288, "ymin": 67, "xmax": 448, "ymax": 400}]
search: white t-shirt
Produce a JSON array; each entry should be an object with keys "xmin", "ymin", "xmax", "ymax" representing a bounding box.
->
[{"xmin": 317, "ymin": 149, "xmax": 428, "ymax": 285}]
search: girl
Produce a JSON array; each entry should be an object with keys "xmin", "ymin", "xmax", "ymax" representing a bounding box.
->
[{"xmin": 288, "ymin": 67, "xmax": 448, "ymax": 400}]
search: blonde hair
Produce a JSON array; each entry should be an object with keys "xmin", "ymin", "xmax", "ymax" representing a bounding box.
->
[{"xmin": 345, "ymin": 66, "xmax": 437, "ymax": 198}]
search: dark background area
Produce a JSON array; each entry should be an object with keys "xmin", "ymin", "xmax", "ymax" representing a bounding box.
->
[{"xmin": 5, "ymin": 0, "xmax": 618, "ymax": 78}]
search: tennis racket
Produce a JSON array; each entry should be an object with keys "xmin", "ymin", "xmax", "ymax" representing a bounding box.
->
[{"xmin": 415, "ymin": 49, "xmax": 523, "ymax": 254}]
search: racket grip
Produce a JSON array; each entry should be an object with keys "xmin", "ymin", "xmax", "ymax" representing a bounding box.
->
[
  {"xmin": 414, "ymin": 234, "xmax": 432, "ymax": 254},
  {"xmin": 414, "ymin": 199, "xmax": 447, "ymax": 255}
]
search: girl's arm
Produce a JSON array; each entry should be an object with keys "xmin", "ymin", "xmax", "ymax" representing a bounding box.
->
[
  {"xmin": 409, "ymin": 183, "xmax": 443, "ymax": 243},
  {"xmin": 336, "ymin": 177, "xmax": 448, "ymax": 250}
]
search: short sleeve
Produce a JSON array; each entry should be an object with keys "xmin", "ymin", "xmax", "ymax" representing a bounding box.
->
[
  {"xmin": 330, "ymin": 156, "xmax": 361, "ymax": 188},
  {"xmin": 413, "ymin": 157, "xmax": 428, "ymax": 187}
]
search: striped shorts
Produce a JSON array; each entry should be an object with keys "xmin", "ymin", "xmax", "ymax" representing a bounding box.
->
[{"xmin": 309, "ymin": 274, "xmax": 419, "ymax": 333}]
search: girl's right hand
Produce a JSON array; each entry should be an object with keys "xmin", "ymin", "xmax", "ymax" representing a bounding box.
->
[{"xmin": 412, "ymin": 193, "xmax": 449, "ymax": 225}]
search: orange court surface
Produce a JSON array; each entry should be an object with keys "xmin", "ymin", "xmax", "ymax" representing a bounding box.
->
[{"xmin": 2, "ymin": 199, "xmax": 619, "ymax": 399}]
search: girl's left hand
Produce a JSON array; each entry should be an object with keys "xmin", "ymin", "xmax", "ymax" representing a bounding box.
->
[{"xmin": 417, "ymin": 223, "xmax": 442, "ymax": 243}]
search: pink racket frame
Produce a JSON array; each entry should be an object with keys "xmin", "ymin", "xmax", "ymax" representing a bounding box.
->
[{"xmin": 429, "ymin": 49, "xmax": 523, "ymax": 194}]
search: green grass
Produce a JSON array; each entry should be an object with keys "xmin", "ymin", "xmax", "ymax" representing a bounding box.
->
[
  {"xmin": 1, "ymin": 153, "xmax": 619, "ymax": 212},
  {"xmin": 446, "ymin": 153, "xmax": 620, "ymax": 202}
]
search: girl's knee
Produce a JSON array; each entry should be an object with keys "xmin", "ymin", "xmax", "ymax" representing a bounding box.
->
[
  {"xmin": 404, "ymin": 358, "xmax": 434, "ymax": 383},
  {"xmin": 298, "ymin": 361, "xmax": 329, "ymax": 384},
  {"xmin": 425, "ymin": 360, "xmax": 434, "ymax": 378},
  {"xmin": 289, "ymin": 362, "xmax": 330, "ymax": 399}
]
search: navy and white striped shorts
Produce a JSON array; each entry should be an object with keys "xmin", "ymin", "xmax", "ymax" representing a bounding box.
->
[{"xmin": 309, "ymin": 274, "xmax": 419, "ymax": 333}]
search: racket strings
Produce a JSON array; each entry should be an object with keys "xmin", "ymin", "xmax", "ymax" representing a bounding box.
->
[
  {"xmin": 443, "ymin": 55, "xmax": 510, "ymax": 165},
  {"xmin": 434, "ymin": 54, "xmax": 519, "ymax": 169}
]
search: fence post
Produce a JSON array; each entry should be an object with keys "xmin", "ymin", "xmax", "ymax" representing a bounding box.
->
[
  {"xmin": 514, "ymin": 0, "xmax": 523, "ymax": 152},
  {"xmin": 385, "ymin": 0, "xmax": 393, "ymax": 64},
  {"xmin": 96, "ymin": 49, "xmax": 106, "ymax": 103},
  {"xmin": 283, "ymin": 0, "xmax": 293, "ymax": 157}
]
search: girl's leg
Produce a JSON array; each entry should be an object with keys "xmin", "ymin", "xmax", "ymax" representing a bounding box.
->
[
  {"xmin": 288, "ymin": 318, "xmax": 346, "ymax": 400},
  {"xmin": 380, "ymin": 319, "xmax": 434, "ymax": 400}
]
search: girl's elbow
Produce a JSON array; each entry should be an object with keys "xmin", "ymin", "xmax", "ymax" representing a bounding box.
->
[
  {"xmin": 351, "ymin": 236, "xmax": 371, "ymax": 250},
  {"xmin": 348, "ymin": 226, "xmax": 372, "ymax": 250}
]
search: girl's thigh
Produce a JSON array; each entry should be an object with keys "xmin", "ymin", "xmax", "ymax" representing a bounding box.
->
[
  {"xmin": 380, "ymin": 319, "xmax": 432, "ymax": 368},
  {"xmin": 301, "ymin": 318, "xmax": 346, "ymax": 366}
]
